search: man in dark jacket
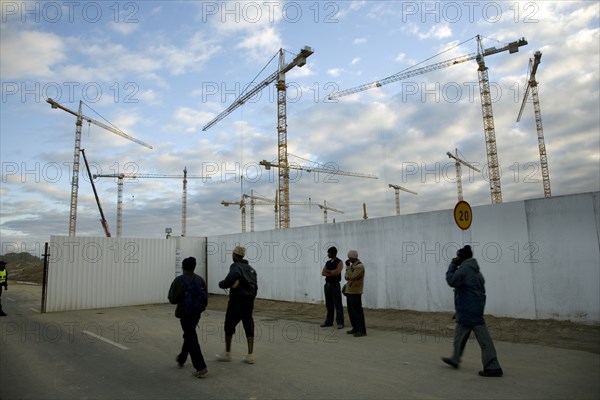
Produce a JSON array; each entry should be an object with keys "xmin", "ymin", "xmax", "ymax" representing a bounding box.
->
[
  {"xmin": 168, "ymin": 257, "xmax": 208, "ymax": 378},
  {"xmin": 218, "ymin": 246, "xmax": 258, "ymax": 364},
  {"xmin": 442, "ymin": 245, "xmax": 503, "ymax": 377},
  {"xmin": 321, "ymin": 246, "xmax": 344, "ymax": 329}
]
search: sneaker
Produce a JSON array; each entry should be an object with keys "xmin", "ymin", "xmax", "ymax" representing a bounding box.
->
[
  {"xmin": 216, "ymin": 352, "xmax": 231, "ymax": 362},
  {"xmin": 347, "ymin": 329, "xmax": 356, "ymax": 334},
  {"xmin": 336, "ymin": 324, "xmax": 344, "ymax": 329},
  {"xmin": 244, "ymin": 354, "xmax": 255, "ymax": 364},
  {"xmin": 353, "ymin": 332, "xmax": 367, "ymax": 337},
  {"xmin": 441, "ymin": 357, "xmax": 459, "ymax": 369},
  {"xmin": 192, "ymin": 369, "xmax": 208, "ymax": 378},
  {"xmin": 479, "ymin": 368, "xmax": 503, "ymax": 377},
  {"xmin": 320, "ymin": 322, "xmax": 332, "ymax": 328},
  {"xmin": 175, "ymin": 357, "xmax": 184, "ymax": 368}
]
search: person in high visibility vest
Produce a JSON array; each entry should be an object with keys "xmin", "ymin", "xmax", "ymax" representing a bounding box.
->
[{"xmin": 0, "ymin": 260, "xmax": 7, "ymax": 317}]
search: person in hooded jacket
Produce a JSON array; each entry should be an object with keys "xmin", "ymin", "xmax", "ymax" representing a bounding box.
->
[
  {"xmin": 218, "ymin": 246, "xmax": 258, "ymax": 364},
  {"xmin": 168, "ymin": 257, "xmax": 208, "ymax": 378},
  {"xmin": 441, "ymin": 245, "xmax": 503, "ymax": 377}
]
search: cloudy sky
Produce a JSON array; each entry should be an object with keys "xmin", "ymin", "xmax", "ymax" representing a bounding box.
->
[{"xmin": 1, "ymin": 1, "xmax": 599, "ymax": 256}]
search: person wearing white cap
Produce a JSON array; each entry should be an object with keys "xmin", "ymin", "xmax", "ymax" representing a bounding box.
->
[
  {"xmin": 344, "ymin": 250, "xmax": 366, "ymax": 337},
  {"xmin": 218, "ymin": 246, "xmax": 258, "ymax": 364}
]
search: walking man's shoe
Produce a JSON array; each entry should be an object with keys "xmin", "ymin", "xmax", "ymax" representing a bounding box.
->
[{"xmin": 479, "ymin": 368, "xmax": 503, "ymax": 377}]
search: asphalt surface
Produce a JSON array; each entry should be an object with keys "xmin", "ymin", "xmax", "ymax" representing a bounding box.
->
[{"xmin": 1, "ymin": 283, "xmax": 599, "ymax": 400}]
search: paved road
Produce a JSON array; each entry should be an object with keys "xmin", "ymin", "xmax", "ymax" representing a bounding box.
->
[{"xmin": 1, "ymin": 283, "xmax": 599, "ymax": 400}]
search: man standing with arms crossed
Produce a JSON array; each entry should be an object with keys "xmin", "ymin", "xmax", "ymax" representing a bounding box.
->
[{"xmin": 321, "ymin": 247, "xmax": 344, "ymax": 329}]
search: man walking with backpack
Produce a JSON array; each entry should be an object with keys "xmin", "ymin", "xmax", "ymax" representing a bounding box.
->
[
  {"xmin": 168, "ymin": 257, "xmax": 209, "ymax": 378},
  {"xmin": 218, "ymin": 246, "xmax": 258, "ymax": 364}
]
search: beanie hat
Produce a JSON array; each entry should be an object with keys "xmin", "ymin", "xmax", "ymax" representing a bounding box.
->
[
  {"xmin": 457, "ymin": 245, "xmax": 473, "ymax": 259},
  {"xmin": 182, "ymin": 257, "xmax": 196, "ymax": 271},
  {"xmin": 233, "ymin": 246, "xmax": 246, "ymax": 257}
]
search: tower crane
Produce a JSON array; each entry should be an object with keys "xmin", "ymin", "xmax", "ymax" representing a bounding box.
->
[
  {"xmin": 202, "ymin": 46, "xmax": 314, "ymax": 229},
  {"xmin": 221, "ymin": 197, "xmax": 247, "ymax": 233},
  {"xmin": 388, "ymin": 184, "xmax": 418, "ymax": 216},
  {"xmin": 446, "ymin": 149, "xmax": 481, "ymax": 202},
  {"xmin": 328, "ymin": 35, "xmax": 528, "ymax": 204},
  {"xmin": 516, "ymin": 51, "xmax": 551, "ymax": 198},
  {"xmin": 259, "ymin": 154, "xmax": 378, "ymax": 180},
  {"xmin": 93, "ymin": 171, "xmax": 209, "ymax": 237},
  {"xmin": 242, "ymin": 190, "xmax": 277, "ymax": 232},
  {"xmin": 225, "ymin": 191, "xmax": 344, "ymax": 232},
  {"xmin": 80, "ymin": 149, "xmax": 111, "ymax": 237},
  {"xmin": 46, "ymin": 98, "xmax": 153, "ymax": 236},
  {"xmin": 319, "ymin": 200, "xmax": 343, "ymax": 224}
]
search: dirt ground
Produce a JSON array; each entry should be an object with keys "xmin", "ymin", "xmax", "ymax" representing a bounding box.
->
[{"xmin": 207, "ymin": 294, "xmax": 600, "ymax": 354}]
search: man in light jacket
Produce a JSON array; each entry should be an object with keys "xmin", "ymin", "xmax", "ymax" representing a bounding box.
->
[{"xmin": 344, "ymin": 250, "xmax": 366, "ymax": 337}]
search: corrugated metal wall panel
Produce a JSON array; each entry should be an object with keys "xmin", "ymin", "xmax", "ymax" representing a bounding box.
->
[{"xmin": 45, "ymin": 236, "xmax": 200, "ymax": 312}]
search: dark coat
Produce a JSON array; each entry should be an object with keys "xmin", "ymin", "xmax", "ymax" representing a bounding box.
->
[
  {"xmin": 218, "ymin": 259, "xmax": 257, "ymax": 298},
  {"xmin": 168, "ymin": 271, "xmax": 207, "ymax": 318},
  {"xmin": 446, "ymin": 258, "xmax": 486, "ymax": 326}
]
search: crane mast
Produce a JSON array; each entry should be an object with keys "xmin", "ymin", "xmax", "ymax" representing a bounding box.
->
[
  {"xmin": 517, "ymin": 51, "xmax": 551, "ymax": 198},
  {"xmin": 47, "ymin": 98, "xmax": 153, "ymax": 235},
  {"xmin": 202, "ymin": 46, "xmax": 313, "ymax": 230}
]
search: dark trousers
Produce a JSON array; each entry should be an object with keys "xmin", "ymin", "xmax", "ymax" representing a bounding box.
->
[
  {"xmin": 346, "ymin": 294, "xmax": 366, "ymax": 334},
  {"xmin": 177, "ymin": 315, "xmax": 207, "ymax": 371},
  {"xmin": 450, "ymin": 322, "xmax": 501, "ymax": 370},
  {"xmin": 324, "ymin": 282, "xmax": 344, "ymax": 325}
]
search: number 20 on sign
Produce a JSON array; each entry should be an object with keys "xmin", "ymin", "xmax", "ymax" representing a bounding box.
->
[{"xmin": 454, "ymin": 200, "xmax": 472, "ymax": 230}]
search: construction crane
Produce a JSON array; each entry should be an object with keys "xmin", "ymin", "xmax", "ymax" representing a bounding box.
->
[
  {"xmin": 93, "ymin": 171, "xmax": 209, "ymax": 237},
  {"xmin": 224, "ymin": 191, "xmax": 344, "ymax": 232},
  {"xmin": 80, "ymin": 149, "xmax": 111, "ymax": 237},
  {"xmin": 221, "ymin": 197, "xmax": 248, "ymax": 233},
  {"xmin": 242, "ymin": 191, "xmax": 277, "ymax": 232},
  {"xmin": 516, "ymin": 51, "xmax": 551, "ymax": 198},
  {"xmin": 46, "ymin": 98, "xmax": 153, "ymax": 236},
  {"xmin": 319, "ymin": 200, "xmax": 343, "ymax": 224},
  {"xmin": 202, "ymin": 46, "xmax": 314, "ymax": 229},
  {"xmin": 328, "ymin": 35, "xmax": 528, "ymax": 204},
  {"xmin": 388, "ymin": 184, "xmax": 418, "ymax": 216},
  {"xmin": 259, "ymin": 155, "xmax": 378, "ymax": 180},
  {"xmin": 446, "ymin": 149, "xmax": 481, "ymax": 202}
]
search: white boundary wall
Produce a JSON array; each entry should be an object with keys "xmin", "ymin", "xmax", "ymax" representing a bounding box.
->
[
  {"xmin": 45, "ymin": 192, "xmax": 599, "ymax": 322},
  {"xmin": 207, "ymin": 192, "xmax": 600, "ymax": 322},
  {"xmin": 45, "ymin": 236, "xmax": 206, "ymax": 312}
]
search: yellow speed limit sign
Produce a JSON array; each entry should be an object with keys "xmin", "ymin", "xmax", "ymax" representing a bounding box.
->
[{"xmin": 454, "ymin": 200, "xmax": 473, "ymax": 230}]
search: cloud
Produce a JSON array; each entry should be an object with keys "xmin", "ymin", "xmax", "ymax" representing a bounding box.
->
[
  {"xmin": 353, "ymin": 37, "xmax": 367, "ymax": 45},
  {"xmin": 235, "ymin": 26, "xmax": 283, "ymax": 62},
  {"xmin": 327, "ymin": 68, "xmax": 343, "ymax": 78},
  {"xmin": 0, "ymin": 28, "xmax": 66, "ymax": 79}
]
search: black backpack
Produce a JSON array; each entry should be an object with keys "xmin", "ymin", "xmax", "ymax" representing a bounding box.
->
[{"xmin": 180, "ymin": 275, "xmax": 208, "ymax": 316}]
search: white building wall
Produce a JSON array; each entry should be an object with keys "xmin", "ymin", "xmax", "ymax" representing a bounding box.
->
[{"xmin": 207, "ymin": 192, "xmax": 600, "ymax": 322}]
